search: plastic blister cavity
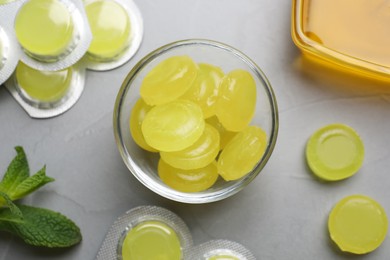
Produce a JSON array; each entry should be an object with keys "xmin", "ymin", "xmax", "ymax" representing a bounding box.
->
[
  {"xmin": 83, "ymin": 0, "xmax": 143, "ymax": 71},
  {"xmin": 0, "ymin": 2, "xmax": 22, "ymax": 85},
  {"xmin": 4, "ymin": 61, "xmax": 86, "ymax": 118},
  {"xmin": 96, "ymin": 206, "xmax": 193, "ymax": 260},
  {"xmin": 187, "ymin": 240, "xmax": 256, "ymax": 260},
  {"xmin": 15, "ymin": 0, "xmax": 92, "ymax": 71}
]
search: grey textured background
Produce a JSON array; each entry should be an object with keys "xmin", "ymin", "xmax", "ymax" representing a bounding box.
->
[{"xmin": 1, "ymin": 0, "xmax": 390, "ymax": 259}]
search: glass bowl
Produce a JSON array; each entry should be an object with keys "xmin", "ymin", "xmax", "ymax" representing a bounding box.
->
[{"xmin": 113, "ymin": 39, "xmax": 278, "ymax": 203}]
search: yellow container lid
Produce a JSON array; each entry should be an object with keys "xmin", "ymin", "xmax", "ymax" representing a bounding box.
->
[{"xmin": 291, "ymin": 0, "xmax": 390, "ymax": 82}]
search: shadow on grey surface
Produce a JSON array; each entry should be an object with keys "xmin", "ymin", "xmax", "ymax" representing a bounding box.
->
[
  {"xmin": 293, "ymin": 55, "xmax": 390, "ymax": 96},
  {"xmin": 0, "ymin": 231, "xmax": 81, "ymax": 259}
]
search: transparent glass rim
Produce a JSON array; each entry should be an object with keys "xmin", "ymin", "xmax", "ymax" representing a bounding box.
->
[{"xmin": 113, "ymin": 39, "xmax": 279, "ymax": 204}]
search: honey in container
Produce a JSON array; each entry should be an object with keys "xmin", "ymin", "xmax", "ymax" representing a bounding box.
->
[{"xmin": 292, "ymin": 0, "xmax": 390, "ymax": 81}]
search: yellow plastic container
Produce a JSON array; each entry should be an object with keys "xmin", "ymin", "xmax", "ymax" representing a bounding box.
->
[{"xmin": 292, "ymin": 0, "xmax": 390, "ymax": 82}]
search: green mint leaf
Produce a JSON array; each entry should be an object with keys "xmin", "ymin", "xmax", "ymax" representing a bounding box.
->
[
  {"xmin": 0, "ymin": 192, "xmax": 23, "ymax": 220},
  {"xmin": 0, "ymin": 147, "xmax": 29, "ymax": 194},
  {"xmin": 0, "ymin": 206, "xmax": 24, "ymax": 224},
  {"xmin": 0, "ymin": 204, "xmax": 82, "ymax": 248},
  {"xmin": 9, "ymin": 166, "xmax": 55, "ymax": 200}
]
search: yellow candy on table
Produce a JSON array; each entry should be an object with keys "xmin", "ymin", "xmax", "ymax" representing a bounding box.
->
[
  {"xmin": 129, "ymin": 98, "xmax": 157, "ymax": 152},
  {"xmin": 158, "ymin": 159, "xmax": 218, "ymax": 193},
  {"xmin": 121, "ymin": 220, "xmax": 182, "ymax": 260},
  {"xmin": 160, "ymin": 123, "xmax": 220, "ymax": 170},
  {"xmin": 85, "ymin": 0, "xmax": 131, "ymax": 60},
  {"xmin": 141, "ymin": 99, "xmax": 205, "ymax": 152},
  {"xmin": 328, "ymin": 195, "xmax": 388, "ymax": 254},
  {"xmin": 15, "ymin": 62, "xmax": 72, "ymax": 102},
  {"xmin": 181, "ymin": 63, "xmax": 224, "ymax": 118},
  {"xmin": 14, "ymin": 0, "xmax": 74, "ymax": 58},
  {"xmin": 218, "ymin": 126, "xmax": 267, "ymax": 181},
  {"xmin": 140, "ymin": 56, "xmax": 198, "ymax": 106},
  {"xmin": 216, "ymin": 69, "xmax": 257, "ymax": 132},
  {"xmin": 306, "ymin": 123, "xmax": 364, "ymax": 181}
]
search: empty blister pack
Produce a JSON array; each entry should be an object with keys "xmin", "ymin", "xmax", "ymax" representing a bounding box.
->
[
  {"xmin": 83, "ymin": 0, "xmax": 143, "ymax": 71},
  {"xmin": 96, "ymin": 206, "xmax": 193, "ymax": 260}
]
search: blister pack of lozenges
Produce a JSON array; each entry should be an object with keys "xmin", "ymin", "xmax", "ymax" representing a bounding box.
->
[
  {"xmin": 96, "ymin": 206, "xmax": 193, "ymax": 260},
  {"xmin": 82, "ymin": 0, "xmax": 143, "ymax": 71},
  {"xmin": 187, "ymin": 240, "xmax": 256, "ymax": 260},
  {"xmin": 4, "ymin": 61, "xmax": 86, "ymax": 118},
  {"xmin": 0, "ymin": 2, "xmax": 22, "ymax": 85},
  {"xmin": 12, "ymin": 0, "xmax": 92, "ymax": 71}
]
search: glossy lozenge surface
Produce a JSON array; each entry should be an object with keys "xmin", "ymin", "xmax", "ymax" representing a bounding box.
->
[
  {"xmin": 158, "ymin": 159, "xmax": 218, "ymax": 192},
  {"xmin": 16, "ymin": 62, "xmax": 72, "ymax": 102},
  {"xmin": 86, "ymin": 0, "xmax": 131, "ymax": 59},
  {"xmin": 328, "ymin": 195, "xmax": 388, "ymax": 254},
  {"xmin": 15, "ymin": 0, "xmax": 74, "ymax": 57},
  {"xmin": 121, "ymin": 220, "xmax": 182, "ymax": 260},
  {"xmin": 141, "ymin": 99, "xmax": 205, "ymax": 152},
  {"xmin": 306, "ymin": 124, "xmax": 364, "ymax": 181},
  {"xmin": 140, "ymin": 55, "xmax": 198, "ymax": 106}
]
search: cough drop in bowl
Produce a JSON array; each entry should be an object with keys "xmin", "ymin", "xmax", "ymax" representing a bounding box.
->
[{"xmin": 113, "ymin": 39, "xmax": 278, "ymax": 203}]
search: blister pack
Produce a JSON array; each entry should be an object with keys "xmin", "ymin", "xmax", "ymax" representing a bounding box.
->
[
  {"xmin": 83, "ymin": 0, "xmax": 143, "ymax": 71},
  {"xmin": 188, "ymin": 240, "xmax": 256, "ymax": 260},
  {"xmin": 96, "ymin": 206, "xmax": 193, "ymax": 260},
  {"xmin": 0, "ymin": 1, "xmax": 21, "ymax": 85},
  {"xmin": 4, "ymin": 61, "xmax": 86, "ymax": 118},
  {"xmin": 14, "ymin": 0, "xmax": 92, "ymax": 71}
]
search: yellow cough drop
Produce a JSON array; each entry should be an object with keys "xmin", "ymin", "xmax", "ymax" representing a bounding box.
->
[
  {"xmin": 122, "ymin": 220, "xmax": 182, "ymax": 260},
  {"xmin": 85, "ymin": 0, "xmax": 131, "ymax": 60},
  {"xmin": 16, "ymin": 62, "xmax": 72, "ymax": 102},
  {"xmin": 15, "ymin": 0, "xmax": 74, "ymax": 57}
]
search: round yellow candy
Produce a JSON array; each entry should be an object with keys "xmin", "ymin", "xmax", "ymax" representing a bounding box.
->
[
  {"xmin": 15, "ymin": 0, "xmax": 74, "ymax": 57},
  {"xmin": 122, "ymin": 220, "xmax": 182, "ymax": 260},
  {"xmin": 216, "ymin": 69, "xmax": 257, "ymax": 132},
  {"xmin": 16, "ymin": 62, "xmax": 72, "ymax": 102},
  {"xmin": 206, "ymin": 116, "xmax": 237, "ymax": 150},
  {"xmin": 218, "ymin": 126, "xmax": 267, "ymax": 181},
  {"xmin": 141, "ymin": 100, "xmax": 205, "ymax": 152},
  {"xmin": 328, "ymin": 195, "xmax": 388, "ymax": 254},
  {"xmin": 306, "ymin": 124, "xmax": 364, "ymax": 181},
  {"xmin": 85, "ymin": 0, "xmax": 131, "ymax": 60},
  {"xmin": 129, "ymin": 98, "xmax": 157, "ymax": 152},
  {"xmin": 160, "ymin": 123, "xmax": 220, "ymax": 170},
  {"xmin": 158, "ymin": 159, "xmax": 218, "ymax": 193},
  {"xmin": 140, "ymin": 56, "xmax": 198, "ymax": 106},
  {"xmin": 181, "ymin": 63, "xmax": 224, "ymax": 118}
]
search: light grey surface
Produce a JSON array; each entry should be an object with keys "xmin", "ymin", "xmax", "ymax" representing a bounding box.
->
[{"xmin": 1, "ymin": 0, "xmax": 390, "ymax": 259}]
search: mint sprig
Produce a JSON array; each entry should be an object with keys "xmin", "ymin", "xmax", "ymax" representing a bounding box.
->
[{"xmin": 0, "ymin": 147, "xmax": 82, "ymax": 248}]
